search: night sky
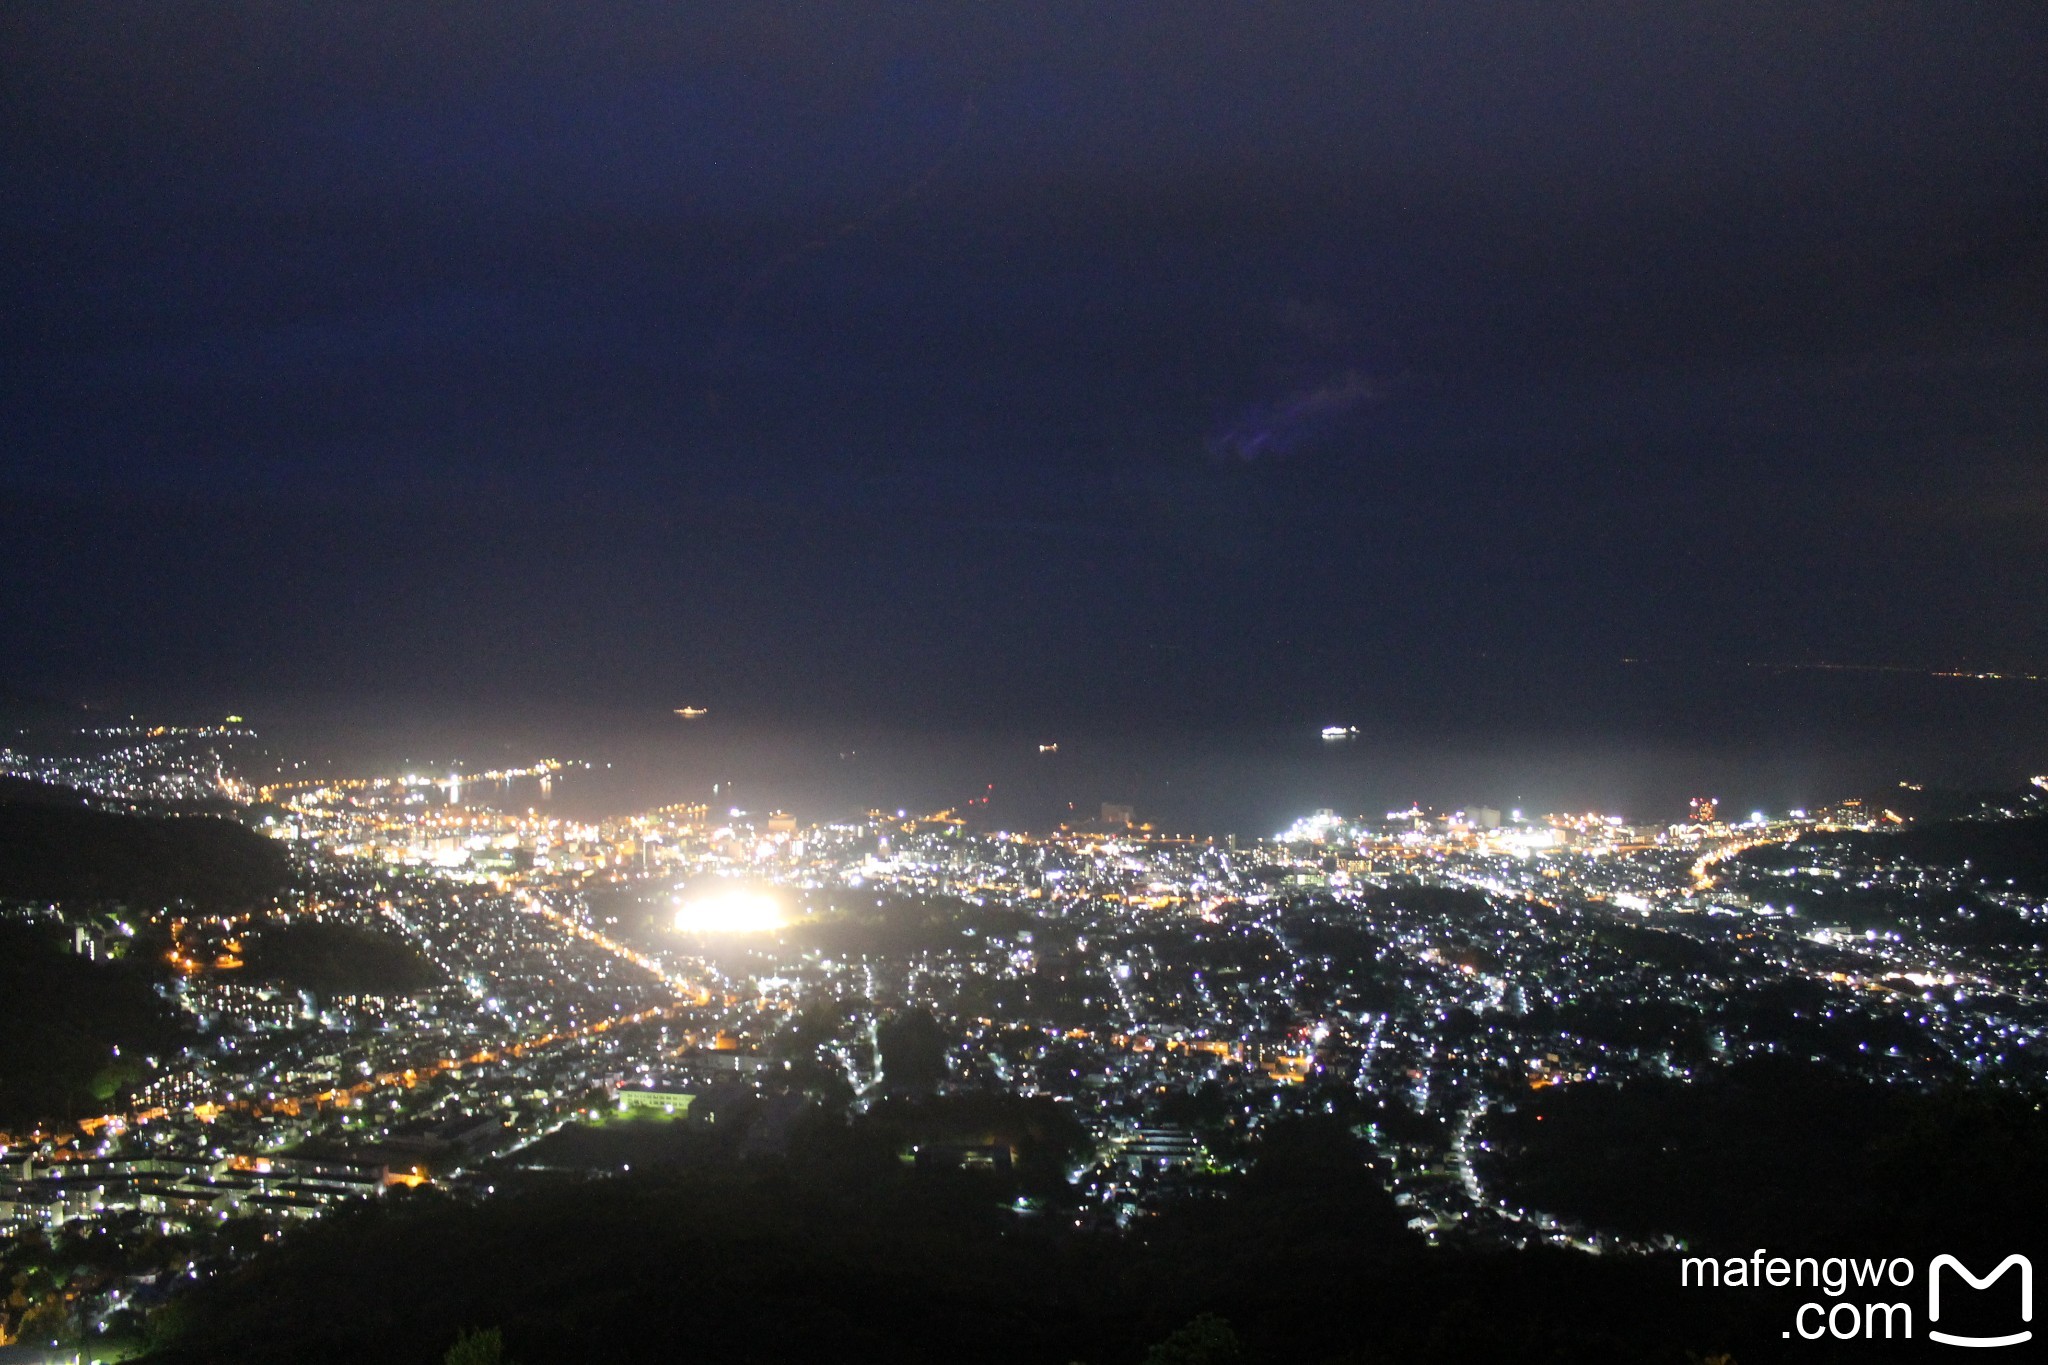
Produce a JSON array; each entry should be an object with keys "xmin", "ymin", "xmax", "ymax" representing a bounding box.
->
[{"xmin": 5, "ymin": 4, "xmax": 2047, "ymax": 748}]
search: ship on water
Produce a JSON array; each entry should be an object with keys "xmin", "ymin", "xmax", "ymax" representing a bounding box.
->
[
  {"xmin": 1321, "ymin": 725, "xmax": 1358, "ymax": 741},
  {"xmin": 674, "ymin": 707, "xmax": 708, "ymax": 719}
]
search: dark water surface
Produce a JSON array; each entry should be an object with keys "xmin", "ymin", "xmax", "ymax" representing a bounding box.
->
[{"xmin": 246, "ymin": 664, "xmax": 2048, "ymax": 837}]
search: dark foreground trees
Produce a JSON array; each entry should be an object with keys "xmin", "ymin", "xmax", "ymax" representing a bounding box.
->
[{"xmin": 138, "ymin": 1111, "xmax": 1793, "ymax": 1365}]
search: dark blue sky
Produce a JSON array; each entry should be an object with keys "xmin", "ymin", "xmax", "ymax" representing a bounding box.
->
[{"xmin": 4, "ymin": 4, "xmax": 2046, "ymax": 741}]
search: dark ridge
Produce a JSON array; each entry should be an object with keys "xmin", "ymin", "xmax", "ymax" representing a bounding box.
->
[
  {"xmin": 0, "ymin": 919, "xmax": 189, "ymax": 1130},
  {"xmin": 1739, "ymin": 811, "xmax": 2048, "ymax": 894},
  {"xmin": 0, "ymin": 793, "xmax": 290, "ymax": 913},
  {"xmin": 1481, "ymin": 1057, "xmax": 2048, "ymax": 1257},
  {"xmin": 138, "ymin": 1112, "xmax": 1776, "ymax": 1365}
]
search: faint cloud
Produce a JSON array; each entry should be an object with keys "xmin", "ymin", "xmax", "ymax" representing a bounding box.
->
[{"xmin": 1207, "ymin": 369, "xmax": 1389, "ymax": 462}]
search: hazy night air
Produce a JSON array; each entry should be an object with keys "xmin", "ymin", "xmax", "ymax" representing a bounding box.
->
[{"xmin": 2, "ymin": 6, "xmax": 2046, "ymax": 1363}]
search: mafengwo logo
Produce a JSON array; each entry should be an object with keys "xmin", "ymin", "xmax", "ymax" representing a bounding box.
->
[
  {"xmin": 1682, "ymin": 1250, "xmax": 2032, "ymax": 1346},
  {"xmin": 1927, "ymin": 1254, "xmax": 2031, "ymax": 1349}
]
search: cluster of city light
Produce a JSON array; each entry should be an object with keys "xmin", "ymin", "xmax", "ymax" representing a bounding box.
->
[
  {"xmin": 673, "ymin": 886, "xmax": 785, "ymax": 934},
  {"xmin": 1277, "ymin": 809, "xmax": 1346, "ymax": 843}
]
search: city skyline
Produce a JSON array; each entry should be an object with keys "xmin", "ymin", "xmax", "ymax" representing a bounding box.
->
[{"xmin": 1, "ymin": 720, "xmax": 2042, "ymax": 1359}]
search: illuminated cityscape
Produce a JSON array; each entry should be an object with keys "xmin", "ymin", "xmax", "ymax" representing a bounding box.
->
[{"xmin": 3, "ymin": 723, "xmax": 2044, "ymax": 1356}]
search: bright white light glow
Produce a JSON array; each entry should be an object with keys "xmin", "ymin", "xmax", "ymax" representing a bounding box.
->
[{"xmin": 674, "ymin": 887, "xmax": 784, "ymax": 934}]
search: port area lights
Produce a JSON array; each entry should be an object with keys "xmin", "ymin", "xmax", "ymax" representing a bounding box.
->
[{"xmin": 673, "ymin": 886, "xmax": 784, "ymax": 934}]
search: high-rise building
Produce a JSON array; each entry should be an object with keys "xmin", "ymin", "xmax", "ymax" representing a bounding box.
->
[{"xmin": 1689, "ymin": 796, "xmax": 1719, "ymax": 824}]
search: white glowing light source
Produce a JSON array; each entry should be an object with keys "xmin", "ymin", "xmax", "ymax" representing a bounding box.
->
[{"xmin": 673, "ymin": 887, "xmax": 784, "ymax": 934}]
